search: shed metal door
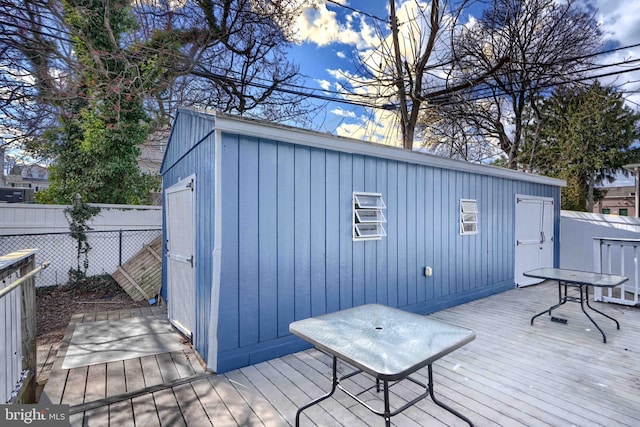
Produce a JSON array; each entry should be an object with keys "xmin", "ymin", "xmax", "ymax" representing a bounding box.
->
[
  {"xmin": 515, "ymin": 196, "xmax": 554, "ymax": 287},
  {"xmin": 165, "ymin": 176, "xmax": 196, "ymax": 340}
]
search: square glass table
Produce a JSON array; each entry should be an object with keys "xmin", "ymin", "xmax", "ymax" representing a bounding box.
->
[
  {"xmin": 289, "ymin": 303, "xmax": 475, "ymax": 426},
  {"xmin": 524, "ymin": 267, "xmax": 628, "ymax": 343}
]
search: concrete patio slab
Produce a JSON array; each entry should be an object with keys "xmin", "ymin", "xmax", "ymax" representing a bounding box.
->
[{"xmin": 62, "ymin": 316, "xmax": 188, "ymax": 369}]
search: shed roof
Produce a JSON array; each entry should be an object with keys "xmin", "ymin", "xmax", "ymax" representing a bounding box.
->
[{"xmin": 166, "ymin": 108, "xmax": 565, "ymax": 187}]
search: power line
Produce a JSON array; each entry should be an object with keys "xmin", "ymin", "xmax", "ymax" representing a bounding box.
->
[
  {"xmin": 5, "ymin": 3, "xmax": 640, "ymax": 113},
  {"xmin": 190, "ymin": 66, "xmax": 385, "ymax": 109},
  {"xmin": 325, "ymin": 0, "xmax": 387, "ymax": 23},
  {"xmin": 418, "ymin": 44, "xmax": 640, "ymax": 100},
  {"xmin": 195, "ymin": 47, "xmax": 640, "ymax": 112},
  {"xmin": 428, "ymin": 64, "xmax": 640, "ymax": 108}
]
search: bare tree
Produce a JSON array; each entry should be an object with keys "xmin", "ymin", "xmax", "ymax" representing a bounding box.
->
[
  {"xmin": 445, "ymin": 0, "xmax": 600, "ymax": 169},
  {"xmin": 419, "ymin": 103, "xmax": 499, "ymax": 162},
  {"xmin": 338, "ymin": 0, "xmax": 507, "ymax": 150},
  {"xmin": 0, "ymin": 0, "xmax": 310, "ymax": 161},
  {"xmin": 131, "ymin": 0, "xmax": 311, "ymax": 124},
  {"xmin": 365, "ymin": 0, "xmax": 469, "ymax": 150},
  {"xmin": 0, "ymin": 0, "xmax": 63, "ymax": 151}
]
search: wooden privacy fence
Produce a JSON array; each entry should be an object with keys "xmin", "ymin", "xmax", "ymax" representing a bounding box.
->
[
  {"xmin": 0, "ymin": 250, "xmax": 49, "ymax": 403},
  {"xmin": 112, "ymin": 236, "xmax": 162, "ymax": 303}
]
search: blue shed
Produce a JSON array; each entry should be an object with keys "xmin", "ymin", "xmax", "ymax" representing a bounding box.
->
[{"xmin": 160, "ymin": 108, "xmax": 564, "ymax": 373}]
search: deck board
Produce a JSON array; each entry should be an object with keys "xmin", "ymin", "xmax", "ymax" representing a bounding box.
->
[
  {"xmin": 140, "ymin": 355, "xmax": 163, "ymax": 387},
  {"xmin": 107, "ymin": 361, "xmax": 135, "ymax": 427},
  {"xmin": 131, "ymin": 393, "xmax": 161, "ymax": 427},
  {"xmin": 39, "ymin": 284, "xmax": 640, "ymax": 426},
  {"xmin": 153, "ymin": 388, "xmax": 187, "ymax": 427},
  {"xmin": 173, "ymin": 382, "xmax": 213, "ymax": 426},
  {"xmin": 82, "ymin": 363, "xmax": 108, "ymax": 427},
  {"xmin": 190, "ymin": 377, "xmax": 236, "ymax": 426}
]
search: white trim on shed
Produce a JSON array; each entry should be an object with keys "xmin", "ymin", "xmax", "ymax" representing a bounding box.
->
[{"xmin": 198, "ymin": 109, "xmax": 565, "ymax": 187}]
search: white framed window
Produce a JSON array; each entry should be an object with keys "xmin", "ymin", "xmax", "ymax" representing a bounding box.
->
[
  {"xmin": 460, "ymin": 199, "xmax": 478, "ymax": 235},
  {"xmin": 353, "ymin": 192, "xmax": 386, "ymax": 241}
]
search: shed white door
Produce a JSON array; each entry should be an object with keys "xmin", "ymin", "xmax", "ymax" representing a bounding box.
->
[
  {"xmin": 165, "ymin": 176, "xmax": 196, "ymax": 340},
  {"xmin": 514, "ymin": 195, "xmax": 554, "ymax": 287}
]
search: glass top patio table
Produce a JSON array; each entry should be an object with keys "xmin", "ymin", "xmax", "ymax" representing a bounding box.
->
[
  {"xmin": 524, "ymin": 267, "xmax": 628, "ymax": 343},
  {"xmin": 289, "ymin": 303, "xmax": 475, "ymax": 382},
  {"xmin": 524, "ymin": 267, "xmax": 628, "ymax": 288}
]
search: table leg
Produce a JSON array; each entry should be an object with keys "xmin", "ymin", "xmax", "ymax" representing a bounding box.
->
[
  {"xmin": 382, "ymin": 380, "xmax": 391, "ymax": 427},
  {"xmin": 584, "ymin": 285, "xmax": 620, "ymax": 329},
  {"xmin": 577, "ymin": 285, "xmax": 607, "ymax": 343},
  {"xmin": 531, "ymin": 282, "xmax": 567, "ymax": 325},
  {"xmin": 295, "ymin": 355, "xmax": 339, "ymax": 427},
  {"xmin": 579, "ymin": 285, "xmax": 620, "ymax": 343},
  {"xmin": 428, "ymin": 365, "xmax": 474, "ymax": 427}
]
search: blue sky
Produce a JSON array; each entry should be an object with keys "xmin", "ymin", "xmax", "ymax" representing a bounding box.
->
[
  {"xmin": 286, "ymin": 0, "xmax": 640, "ymax": 156},
  {"xmin": 286, "ymin": 1, "xmax": 495, "ymax": 139}
]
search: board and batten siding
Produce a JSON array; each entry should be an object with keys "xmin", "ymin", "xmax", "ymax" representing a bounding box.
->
[
  {"xmin": 215, "ymin": 131, "xmax": 560, "ymax": 372},
  {"xmin": 160, "ymin": 110, "xmax": 217, "ymax": 362},
  {"xmin": 161, "ymin": 109, "xmax": 562, "ymax": 373}
]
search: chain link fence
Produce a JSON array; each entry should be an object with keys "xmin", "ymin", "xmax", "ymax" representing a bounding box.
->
[{"xmin": 0, "ymin": 229, "xmax": 162, "ymax": 287}]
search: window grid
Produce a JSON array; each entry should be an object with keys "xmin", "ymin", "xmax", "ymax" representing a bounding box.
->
[
  {"xmin": 460, "ymin": 199, "xmax": 479, "ymax": 235},
  {"xmin": 353, "ymin": 192, "xmax": 387, "ymax": 241}
]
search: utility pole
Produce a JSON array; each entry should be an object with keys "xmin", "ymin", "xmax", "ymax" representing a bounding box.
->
[
  {"xmin": 0, "ymin": 139, "xmax": 5, "ymax": 187},
  {"xmin": 389, "ymin": 0, "xmax": 411, "ymax": 150},
  {"xmin": 624, "ymin": 163, "xmax": 640, "ymax": 217}
]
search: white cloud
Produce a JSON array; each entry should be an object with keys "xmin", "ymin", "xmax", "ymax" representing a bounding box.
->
[
  {"xmin": 326, "ymin": 68, "xmax": 353, "ymax": 81},
  {"xmin": 336, "ymin": 51, "xmax": 346, "ymax": 59},
  {"xmin": 327, "ymin": 1, "xmax": 454, "ymax": 145},
  {"xmin": 584, "ymin": 0, "xmax": 640, "ymax": 46},
  {"xmin": 575, "ymin": 1, "xmax": 640, "ymax": 108},
  {"xmin": 594, "ymin": 49, "xmax": 640, "ymax": 108},
  {"xmin": 335, "ymin": 110, "xmax": 401, "ymax": 145},
  {"xmin": 330, "ymin": 108, "xmax": 356, "ymax": 118},
  {"xmin": 292, "ymin": 2, "xmax": 366, "ymax": 47},
  {"xmin": 286, "ymin": 0, "xmax": 382, "ymax": 50},
  {"xmin": 316, "ymin": 79, "xmax": 331, "ymax": 90}
]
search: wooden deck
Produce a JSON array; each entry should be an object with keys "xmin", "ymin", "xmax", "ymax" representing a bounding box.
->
[{"xmin": 40, "ymin": 283, "xmax": 640, "ymax": 426}]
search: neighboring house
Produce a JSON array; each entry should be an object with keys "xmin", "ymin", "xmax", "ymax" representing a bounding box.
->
[
  {"xmin": 139, "ymin": 129, "xmax": 168, "ymax": 206},
  {"xmin": 138, "ymin": 129, "xmax": 167, "ymax": 175},
  {"xmin": 0, "ymin": 140, "xmax": 168, "ymax": 205},
  {"xmin": 0, "ymin": 187, "xmax": 34, "ymax": 203},
  {"xmin": 5, "ymin": 164, "xmax": 50, "ymax": 193},
  {"xmin": 594, "ymin": 185, "xmax": 636, "ymax": 216},
  {"xmin": 160, "ymin": 108, "xmax": 565, "ymax": 373}
]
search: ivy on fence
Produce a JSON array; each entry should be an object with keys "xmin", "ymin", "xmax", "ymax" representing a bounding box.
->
[{"xmin": 64, "ymin": 194, "xmax": 101, "ymax": 284}]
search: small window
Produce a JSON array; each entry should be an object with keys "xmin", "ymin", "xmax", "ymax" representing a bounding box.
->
[
  {"xmin": 619, "ymin": 208, "xmax": 628, "ymax": 216},
  {"xmin": 602, "ymin": 208, "xmax": 610, "ymax": 214},
  {"xmin": 460, "ymin": 199, "xmax": 478, "ymax": 235},
  {"xmin": 353, "ymin": 192, "xmax": 386, "ymax": 241}
]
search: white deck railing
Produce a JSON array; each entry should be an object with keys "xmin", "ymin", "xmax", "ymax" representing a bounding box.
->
[
  {"xmin": 1, "ymin": 267, "xmax": 23, "ymax": 404},
  {"xmin": 0, "ymin": 250, "xmax": 47, "ymax": 403},
  {"xmin": 593, "ymin": 237, "xmax": 640, "ymax": 306}
]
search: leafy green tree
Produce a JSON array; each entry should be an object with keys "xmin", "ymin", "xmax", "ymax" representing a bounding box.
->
[
  {"xmin": 34, "ymin": 0, "xmax": 167, "ymax": 204},
  {"xmin": 3, "ymin": 0, "xmax": 306, "ymax": 204},
  {"xmin": 522, "ymin": 82, "xmax": 640, "ymax": 211}
]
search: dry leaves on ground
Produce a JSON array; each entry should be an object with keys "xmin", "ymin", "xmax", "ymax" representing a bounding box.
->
[{"xmin": 36, "ymin": 275, "xmax": 150, "ymax": 345}]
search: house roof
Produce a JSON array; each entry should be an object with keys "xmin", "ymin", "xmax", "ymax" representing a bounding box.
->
[
  {"xmin": 601, "ymin": 185, "xmax": 635, "ymax": 198},
  {"xmin": 168, "ymin": 108, "xmax": 566, "ymax": 187}
]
